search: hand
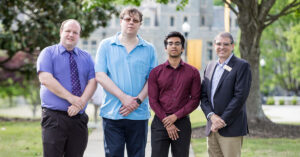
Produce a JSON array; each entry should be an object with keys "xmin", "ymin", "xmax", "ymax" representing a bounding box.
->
[
  {"xmin": 67, "ymin": 95, "xmax": 85, "ymax": 110},
  {"xmin": 119, "ymin": 95, "xmax": 140, "ymax": 116},
  {"xmin": 210, "ymin": 114, "xmax": 226, "ymax": 131},
  {"xmin": 162, "ymin": 114, "xmax": 177, "ymax": 128},
  {"xmin": 119, "ymin": 106, "xmax": 132, "ymax": 116},
  {"xmin": 166, "ymin": 124, "xmax": 180, "ymax": 140},
  {"xmin": 68, "ymin": 105, "xmax": 81, "ymax": 117}
]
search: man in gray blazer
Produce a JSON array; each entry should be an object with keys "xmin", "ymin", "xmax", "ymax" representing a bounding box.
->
[{"xmin": 201, "ymin": 32, "xmax": 252, "ymax": 157}]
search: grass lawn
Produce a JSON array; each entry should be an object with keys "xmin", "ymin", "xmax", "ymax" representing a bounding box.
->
[
  {"xmin": 192, "ymin": 137, "xmax": 300, "ymax": 157},
  {"xmin": 190, "ymin": 109, "xmax": 206, "ymax": 128},
  {"xmin": 0, "ymin": 121, "xmax": 42, "ymax": 157},
  {"xmin": 1, "ymin": 109, "xmax": 300, "ymax": 157},
  {"xmin": 189, "ymin": 110, "xmax": 300, "ymax": 157}
]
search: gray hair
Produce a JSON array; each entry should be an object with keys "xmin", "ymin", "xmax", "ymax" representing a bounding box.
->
[{"xmin": 214, "ymin": 32, "xmax": 234, "ymax": 44}]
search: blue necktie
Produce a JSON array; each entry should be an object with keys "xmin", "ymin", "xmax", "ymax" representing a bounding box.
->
[{"xmin": 69, "ymin": 51, "xmax": 82, "ymax": 96}]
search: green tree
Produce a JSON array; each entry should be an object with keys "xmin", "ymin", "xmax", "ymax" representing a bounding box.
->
[
  {"xmin": 260, "ymin": 9, "xmax": 300, "ymax": 96},
  {"xmin": 0, "ymin": 79, "xmax": 23, "ymax": 107},
  {"xmin": 214, "ymin": 0, "xmax": 224, "ymax": 6},
  {"xmin": 22, "ymin": 78, "xmax": 41, "ymax": 117},
  {"xmin": 0, "ymin": 0, "xmax": 118, "ymax": 83},
  {"xmin": 285, "ymin": 23, "xmax": 300, "ymax": 95}
]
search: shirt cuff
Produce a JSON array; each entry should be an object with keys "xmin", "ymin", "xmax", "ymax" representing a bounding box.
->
[{"xmin": 207, "ymin": 112, "xmax": 215, "ymax": 121}]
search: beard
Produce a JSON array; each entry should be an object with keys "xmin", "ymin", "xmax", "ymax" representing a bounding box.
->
[{"xmin": 169, "ymin": 51, "xmax": 183, "ymax": 58}]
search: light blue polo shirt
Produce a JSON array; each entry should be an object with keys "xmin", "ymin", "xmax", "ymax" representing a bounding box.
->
[{"xmin": 95, "ymin": 32, "xmax": 158, "ymax": 120}]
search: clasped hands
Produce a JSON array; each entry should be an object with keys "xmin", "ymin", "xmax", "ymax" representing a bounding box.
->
[
  {"xmin": 67, "ymin": 95, "xmax": 85, "ymax": 117},
  {"xmin": 162, "ymin": 114, "xmax": 180, "ymax": 141},
  {"xmin": 210, "ymin": 114, "xmax": 227, "ymax": 132},
  {"xmin": 119, "ymin": 95, "xmax": 140, "ymax": 116}
]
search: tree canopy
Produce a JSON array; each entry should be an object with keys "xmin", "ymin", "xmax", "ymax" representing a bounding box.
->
[
  {"xmin": 260, "ymin": 4, "xmax": 300, "ymax": 96},
  {"xmin": 0, "ymin": 0, "xmax": 118, "ymax": 84}
]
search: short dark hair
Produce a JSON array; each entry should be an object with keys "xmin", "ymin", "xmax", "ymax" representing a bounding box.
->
[
  {"xmin": 120, "ymin": 7, "xmax": 143, "ymax": 23},
  {"xmin": 164, "ymin": 31, "xmax": 185, "ymax": 49},
  {"xmin": 214, "ymin": 32, "xmax": 234, "ymax": 44},
  {"xmin": 60, "ymin": 19, "xmax": 82, "ymax": 34}
]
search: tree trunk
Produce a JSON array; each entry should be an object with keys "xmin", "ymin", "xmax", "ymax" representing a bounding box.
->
[{"xmin": 237, "ymin": 9, "xmax": 271, "ymax": 123}]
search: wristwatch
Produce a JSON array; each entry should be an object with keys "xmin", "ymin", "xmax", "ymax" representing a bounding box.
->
[{"xmin": 136, "ymin": 98, "xmax": 142, "ymax": 105}]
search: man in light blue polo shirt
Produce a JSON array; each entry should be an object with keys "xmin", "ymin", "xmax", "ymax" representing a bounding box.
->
[{"xmin": 95, "ymin": 7, "xmax": 158, "ymax": 157}]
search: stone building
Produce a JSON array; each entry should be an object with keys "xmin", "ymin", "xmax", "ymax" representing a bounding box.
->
[{"xmin": 78, "ymin": 0, "xmax": 238, "ymax": 72}]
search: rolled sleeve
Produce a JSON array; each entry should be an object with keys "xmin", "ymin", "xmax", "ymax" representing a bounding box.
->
[
  {"xmin": 95, "ymin": 41, "xmax": 108, "ymax": 73},
  {"xmin": 37, "ymin": 48, "xmax": 53, "ymax": 74}
]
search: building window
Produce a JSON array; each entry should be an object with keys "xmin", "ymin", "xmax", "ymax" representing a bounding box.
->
[
  {"xmin": 91, "ymin": 48, "xmax": 97, "ymax": 56},
  {"xmin": 102, "ymin": 32, "xmax": 106, "ymax": 39},
  {"xmin": 184, "ymin": 16, "xmax": 188, "ymax": 22},
  {"xmin": 201, "ymin": 16, "xmax": 205, "ymax": 26},
  {"xmin": 170, "ymin": 16, "xmax": 175, "ymax": 27},
  {"xmin": 207, "ymin": 41, "xmax": 213, "ymax": 47},
  {"xmin": 91, "ymin": 40, "xmax": 97, "ymax": 45},
  {"xmin": 144, "ymin": 17, "xmax": 151, "ymax": 27},
  {"xmin": 208, "ymin": 49, "xmax": 213, "ymax": 60},
  {"xmin": 82, "ymin": 40, "xmax": 88, "ymax": 45}
]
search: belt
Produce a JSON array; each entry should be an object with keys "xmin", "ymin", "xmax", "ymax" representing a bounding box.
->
[{"xmin": 42, "ymin": 107, "xmax": 84, "ymax": 118}]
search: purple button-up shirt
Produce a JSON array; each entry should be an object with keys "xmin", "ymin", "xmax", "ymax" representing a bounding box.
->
[
  {"xmin": 37, "ymin": 44, "xmax": 95, "ymax": 112},
  {"xmin": 148, "ymin": 60, "xmax": 201, "ymax": 121}
]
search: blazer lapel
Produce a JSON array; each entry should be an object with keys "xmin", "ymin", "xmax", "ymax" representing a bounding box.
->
[
  {"xmin": 207, "ymin": 62, "xmax": 217, "ymax": 98},
  {"xmin": 215, "ymin": 55, "xmax": 236, "ymax": 92}
]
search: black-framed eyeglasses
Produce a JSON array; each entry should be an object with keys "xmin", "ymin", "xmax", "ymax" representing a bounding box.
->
[
  {"xmin": 122, "ymin": 17, "xmax": 140, "ymax": 24},
  {"xmin": 167, "ymin": 42, "xmax": 182, "ymax": 46},
  {"xmin": 215, "ymin": 42, "xmax": 232, "ymax": 47}
]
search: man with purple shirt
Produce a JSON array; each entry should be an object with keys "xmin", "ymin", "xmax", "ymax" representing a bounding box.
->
[
  {"xmin": 36, "ymin": 19, "xmax": 96, "ymax": 157},
  {"xmin": 148, "ymin": 31, "xmax": 201, "ymax": 157}
]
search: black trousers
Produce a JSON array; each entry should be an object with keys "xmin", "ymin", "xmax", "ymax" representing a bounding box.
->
[
  {"xmin": 151, "ymin": 115, "xmax": 191, "ymax": 157},
  {"xmin": 41, "ymin": 107, "xmax": 89, "ymax": 157}
]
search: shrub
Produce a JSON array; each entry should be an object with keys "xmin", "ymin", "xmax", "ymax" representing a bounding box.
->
[
  {"xmin": 266, "ymin": 97, "xmax": 275, "ymax": 105},
  {"xmin": 291, "ymin": 98, "xmax": 297, "ymax": 105},
  {"xmin": 279, "ymin": 99, "xmax": 285, "ymax": 105}
]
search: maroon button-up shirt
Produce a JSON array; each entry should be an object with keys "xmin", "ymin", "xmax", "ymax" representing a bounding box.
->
[{"xmin": 148, "ymin": 60, "xmax": 201, "ymax": 121}]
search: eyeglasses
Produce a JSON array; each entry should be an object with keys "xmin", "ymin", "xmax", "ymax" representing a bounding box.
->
[
  {"xmin": 167, "ymin": 42, "xmax": 182, "ymax": 46},
  {"xmin": 215, "ymin": 42, "xmax": 232, "ymax": 47},
  {"xmin": 122, "ymin": 17, "xmax": 140, "ymax": 24}
]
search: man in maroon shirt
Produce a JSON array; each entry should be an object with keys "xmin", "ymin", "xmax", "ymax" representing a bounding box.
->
[{"xmin": 148, "ymin": 31, "xmax": 201, "ymax": 157}]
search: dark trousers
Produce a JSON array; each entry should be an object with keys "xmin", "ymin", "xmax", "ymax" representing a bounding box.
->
[
  {"xmin": 151, "ymin": 115, "xmax": 191, "ymax": 157},
  {"xmin": 41, "ymin": 108, "xmax": 89, "ymax": 157},
  {"xmin": 102, "ymin": 118, "xmax": 148, "ymax": 157}
]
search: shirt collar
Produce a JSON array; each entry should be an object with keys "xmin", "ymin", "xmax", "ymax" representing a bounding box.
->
[
  {"xmin": 164, "ymin": 59, "xmax": 185, "ymax": 68},
  {"xmin": 110, "ymin": 32, "xmax": 147, "ymax": 47},
  {"xmin": 58, "ymin": 44, "xmax": 79, "ymax": 55},
  {"xmin": 217, "ymin": 53, "xmax": 233, "ymax": 66}
]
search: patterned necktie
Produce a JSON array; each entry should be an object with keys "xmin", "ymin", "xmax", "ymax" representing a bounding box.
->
[{"xmin": 69, "ymin": 51, "xmax": 82, "ymax": 96}]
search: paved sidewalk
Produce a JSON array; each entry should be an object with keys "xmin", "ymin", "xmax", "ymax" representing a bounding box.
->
[
  {"xmin": 262, "ymin": 105, "xmax": 300, "ymax": 123},
  {"xmin": 84, "ymin": 121, "xmax": 195, "ymax": 157}
]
